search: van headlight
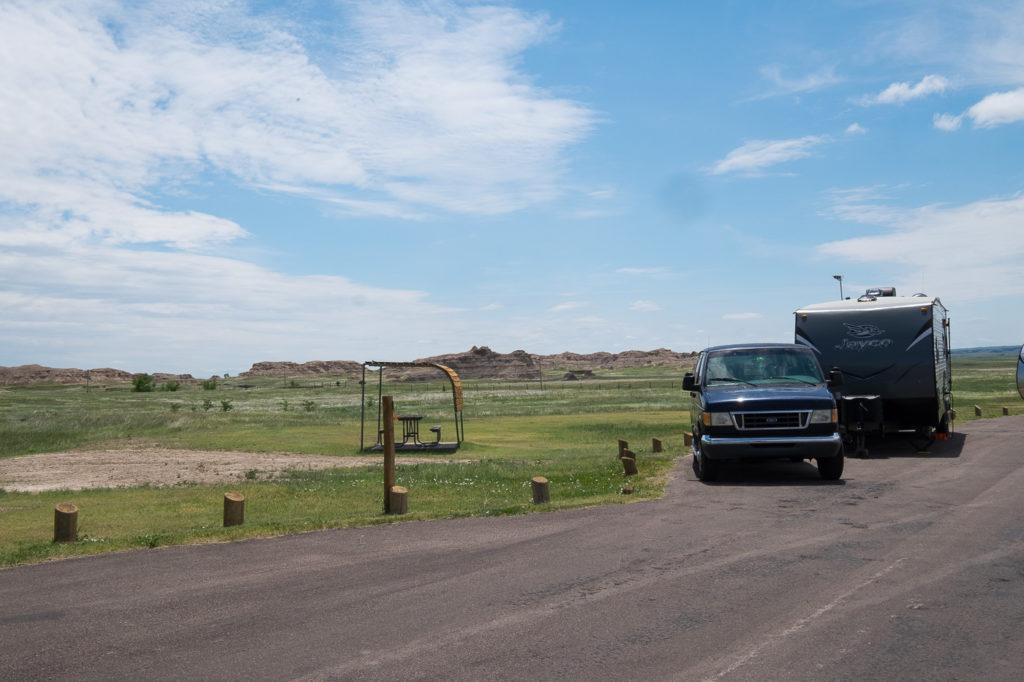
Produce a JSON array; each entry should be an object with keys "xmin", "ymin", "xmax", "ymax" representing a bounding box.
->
[
  {"xmin": 702, "ymin": 411, "xmax": 733, "ymax": 426},
  {"xmin": 809, "ymin": 408, "xmax": 838, "ymax": 424}
]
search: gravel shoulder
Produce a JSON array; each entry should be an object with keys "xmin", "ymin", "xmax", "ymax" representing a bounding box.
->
[{"xmin": 0, "ymin": 448, "xmax": 461, "ymax": 492}]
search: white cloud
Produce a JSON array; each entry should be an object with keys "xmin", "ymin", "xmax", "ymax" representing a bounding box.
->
[
  {"xmin": 817, "ymin": 193, "xmax": 1024, "ymax": 299},
  {"xmin": 857, "ymin": 75, "xmax": 950, "ymax": 106},
  {"xmin": 933, "ymin": 113, "xmax": 964, "ymax": 131},
  {"xmin": 0, "ymin": 0, "xmax": 596, "ymax": 247},
  {"xmin": 845, "ymin": 123, "xmax": 867, "ymax": 135},
  {"xmin": 630, "ymin": 300, "xmax": 660, "ymax": 312},
  {"xmin": 967, "ymin": 87, "xmax": 1024, "ymax": 127},
  {"xmin": 0, "ymin": 0, "xmax": 599, "ymax": 370},
  {"xmin": 709, "ymin": 136, "xmax": 832, "ymax": 175},
  {"xmin": 548, "ymin": 301, "xmax": 587, "ymax": 313}
]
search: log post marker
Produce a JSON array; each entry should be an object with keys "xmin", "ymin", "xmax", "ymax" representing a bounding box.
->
[
  {"xmin": 621, "ymin": 455, "xmax": 638, "ymax": 476},
  {"xmin": 223, "ymin": 492, "xmax": 245, "ymax": 527},
  {"xmin": 617, "ymin": 439, "xmax": 628, "ymax": 459},
  {"xmin": 53, "ymin": 503, "xmax": 78, "ymax": 543},
  {"xmin": 531, "ymin": 476, "xmax": 550, "ymax": 504},
  {"xmin": 389, "ymin": 486, "xmax": 408, "ymax": 515},
  {"xmin": 383, "ymin": 396, "xmax": 396, "ymax": 513},
  {"xmin": 652, "ymin": 437, "xmax": 663, "ymax": 453}
]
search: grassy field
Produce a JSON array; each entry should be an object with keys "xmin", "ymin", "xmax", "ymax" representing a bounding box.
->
[{"xmin": 1, "ymin": 352, "xmax": 1020, "ymax": 567}]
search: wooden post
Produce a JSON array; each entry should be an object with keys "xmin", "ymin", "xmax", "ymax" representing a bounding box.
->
[
  {"xmin": 389, "ymin": 486, "xmax": 408, "ymax": 515},
  {"xmin": 223, "ymin": 492, "xmax": 245, "ymax": 527},
  {"xmin": 684, "ymin": 432, "xmax": 693, "ymax": 447},
  {"xmin": 53, "ymin": 503, "xmax": 78, "ymax": 543},
  {"xmin": 1003, "ymin": 406, "xmax": 1010, "ymax": 416},
  {"xmin": 383, "ymin": 396, "xmax": 396, "ymax": 513},
  {"xmin": 617, "ymin": 439, "xmax": 628, "ymax": 459},
  {"xmin": 531, "ymin": 476, "xmax": 550, "ymax": 504},
  {"xmin": 975, "ymin": 405, "xmax": 982, "ymax": 417},
  {"xmin": 622, "ymin": 456, "xmax": 638, "ymax": 476},
  {"xmin": 652, "ymin": 438, "xmax": 663, "ymax": 453},
  {"xmin": 620, "ymin": 484, "xmax": 634, "ymax": 495}
]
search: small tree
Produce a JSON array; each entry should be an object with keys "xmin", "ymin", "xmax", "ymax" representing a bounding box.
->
[
  {"xmin": 132, "ymin": 374, "xmax": 155, "ymax": 392},
  {"xmin": 160, "ymin": 381, "xmax": 181, "ymax": 392}
]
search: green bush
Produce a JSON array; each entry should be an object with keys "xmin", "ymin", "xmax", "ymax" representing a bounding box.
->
[
  {"xmin": 202, "ymin": 377, "xmax": 218, "ymax": 390},
  {"xmin": 160, "ymin": 381, "xmax": 180, "ymax": 392},
  {"xmin": 132, "ymin": 374, "xmax": 155, "ymax": 392}
]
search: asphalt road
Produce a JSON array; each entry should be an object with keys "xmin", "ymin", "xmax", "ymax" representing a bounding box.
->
[{"xmin": 3, "ymin": 416, "xmax": 1023, "ymax": 681}]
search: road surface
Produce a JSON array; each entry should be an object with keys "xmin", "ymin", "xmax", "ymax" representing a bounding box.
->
[{"xmin": 2, "ymin": 416, "xmax": 1023, "ymax": 680}]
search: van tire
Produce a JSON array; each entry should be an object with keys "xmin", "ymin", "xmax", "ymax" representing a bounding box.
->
[{"xmin": 817, "ymin": 455, "xmax": 844, "ymax": 480}]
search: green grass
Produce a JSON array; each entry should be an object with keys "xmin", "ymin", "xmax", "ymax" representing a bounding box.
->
[{"xmin": 1, "ymin": 353, "xmax": 1019, "ymax": 567}]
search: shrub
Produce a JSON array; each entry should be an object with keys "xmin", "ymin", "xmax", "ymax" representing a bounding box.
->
[
  {"xmin": 202, "ymin": 377, "xmax": 218, "ymax": 390},
  {"xmin": 220, "ymin": 399, "xmax": 233, "ymax": 412},
  {"xmin": 302, "ymin": 400, "xmax": 316, "ymax": 412},
  {"xmin": 201, "ymin": 399, "xmax": 213, "ymax": 411},
  {"xmin": 132, "ymin": 374, "xmax": 155, "ymax": 392},
  {"xmin": 160, "ymin": 381, "xmax": 180, "ymax": 392}
]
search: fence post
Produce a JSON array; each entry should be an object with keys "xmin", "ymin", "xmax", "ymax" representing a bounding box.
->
[
  {"xmin": 652, "ymin": 438, "xmax": 663, "ymax": 453},
  {"xmin": 383, "ymin": 396, "xmax": 396, "ymax": 513},
  {"xmin": 531, "ymin": 476, "xmax": 550, "ymax": 504},
  {"xmin": 53, "ymin": 503, "xmax": 78, "ymax": 543},
  {"xmin": 389, "ymin": 486, "xmax": 408, "ymax": 515},
  {"xmin": 223, "ymin": 492, "xmax": 245, "ymax": 527}
]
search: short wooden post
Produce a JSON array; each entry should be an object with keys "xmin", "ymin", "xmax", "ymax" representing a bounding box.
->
[
  {"xmin": 383, "ymin": 396, "xmax": 396, "ymax": 513},
  {"xmin": 617, "ymin": 439, "xmax": 628, "ymax": 459},
  {"xmin": 53, "ymin": 503, "xmax": 78, "ymax": 543},
  {"xmin": 531, "ymin": 476, "xmax": 550, "ymax": 504},
  {"xmin": 622, "ymin": 455, "xmax": 638, "ymax": 476},
  {"xmin": 975, "ymin": 405, "xmax": 982, "ymax": 417},
  {"xmin": 684, "ymin": 432, "xmax": 693, "ymax": 447},
  {"xmin": 223, "ymin": 492, "xmax": 245, "ymax": 527},
  {"xmin": 620, "ymin": 484, "xmax": 634, "ymax": 495},
  {"xmin": 652, "ymin": 438, "xmax": 663, "ymax": 453},
  {"xmin": 1003, "ymin": 406, "xmax": 1009, "ymax": 416},
  {"xmin": 389, "ymin": 486, "xmax": 408, "ymax": 515}
]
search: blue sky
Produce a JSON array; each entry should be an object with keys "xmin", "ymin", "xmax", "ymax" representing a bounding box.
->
[{"xmin": 2, "ymin": 0, "xmax": 1023, "ymax": 376}]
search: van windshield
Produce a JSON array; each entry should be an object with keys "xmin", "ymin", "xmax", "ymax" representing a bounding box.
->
[{"xmin": 706, "ymin": 348, "xmax": 823, "ymax": 387}]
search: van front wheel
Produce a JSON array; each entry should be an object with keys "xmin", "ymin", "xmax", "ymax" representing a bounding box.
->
[{"xmin": 817, "ymin": 455, "xmax": 844, "ymax": 480}]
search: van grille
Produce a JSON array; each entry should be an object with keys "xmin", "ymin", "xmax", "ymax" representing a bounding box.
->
[{"xmin": 734, "ymin": 411, "xmax": 809, "ymax": 430}]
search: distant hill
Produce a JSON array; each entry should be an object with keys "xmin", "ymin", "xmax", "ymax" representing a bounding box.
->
[
  {"xmin": 242, "ymin": 346, "xmax": 698, "ymax": 382},
  {"xmin": 951, "ymin": 346, "xmax": 1020, "ymax": 356}
]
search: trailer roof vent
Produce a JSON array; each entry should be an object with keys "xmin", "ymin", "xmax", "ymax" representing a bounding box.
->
[{"xmin": 864, "ymin": 287, "xmax": 896, "ymax": 298}]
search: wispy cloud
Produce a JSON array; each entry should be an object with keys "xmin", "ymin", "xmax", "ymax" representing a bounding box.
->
[
  {"xmin": 845, "ymin": 123, "xmax": 867, "ymax": 135},
  {"xmin": 630, "ymin": 300, "xmax": 660, "ymax": 312},
  {"xmin": 709, "ymin": 136, "xmax": 832, "ymax": 176},
  {"xmin": 617, "ymin": 267, "xmax": 670, "ymax": 276},
  {"xmin": 0, "ymin": 0, "xmax": 597, "ymax": 370},
  {"xmin": 755, "ymin": 64, "xmax": 843, "ymax": 98},
  {"xmin": 856, "ymin": 75, "xmax": 950, "ymax": 106},
  {"xmin": 818, "ymin": 192, "xmax": 1024, "ymax": 298},
  {"xmin": 548, "ymin": 301, "xmax": 587, "ymax": 313}
]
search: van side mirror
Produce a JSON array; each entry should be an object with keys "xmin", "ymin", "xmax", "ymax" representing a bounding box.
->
[
  {"xmin": 828, "ymin": 368, "xmax": 843, "ymax": 388},
  {"xmin": 682, "ymin": 373, "xmax": 697, "ymax": 392}
]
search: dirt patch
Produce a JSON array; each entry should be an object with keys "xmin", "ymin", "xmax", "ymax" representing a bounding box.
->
[{"xmin": 0, "ymin": 448, "xmax": 466, "ymax": 493}]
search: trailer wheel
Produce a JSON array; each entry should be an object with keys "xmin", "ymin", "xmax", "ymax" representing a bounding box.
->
[{"xmin": 817, "ymin": 455, "xmax": 844, "ymax": 481}]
